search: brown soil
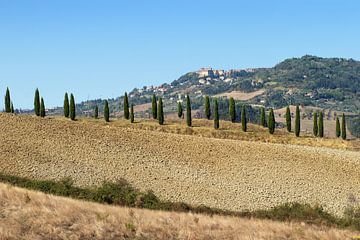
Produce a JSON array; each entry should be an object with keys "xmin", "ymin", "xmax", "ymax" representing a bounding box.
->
[{"xmin": 1, "ymin": 113, "xmax": 360, "ymax": 216}]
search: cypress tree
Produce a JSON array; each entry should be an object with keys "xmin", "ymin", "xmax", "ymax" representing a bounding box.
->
[
  {"xmin": 241, "ymin": 105, "xmax": 247, "ymax": 132},
  {"xmin": 318, "ymin": 111, "xmax": 324, "ymax": 138},
  {"xmin": 104, "ymin": 100, "xmax": 109, "ymax": 122},
  {"xmin": 151, "ymin": 94, "xmax": 157, "ymax": 119},
  {"xmin": 186, "ymin": 95, "xmax": 192, "ymax": 127},
  {"xmin": 205, "ymin": 96, "xmax": 211, "ymax": 120},
  {"xmin": 313, "ymin": 112, "xmax": 318, "ymax": 136},
  {"xmin": 10, "ymin": 102, "xmax": 14, "ymax": 113},
  {"xmin": 124, "ymin": 92, "xmax": 129, "ymax": 120},
  {"xmin": 260, "ymin": 107, "xmax": 266, "ymax": 127},
  {"xmin": 177, "ymin": 101, "xmax": 183, "ymax": 118},
  {"xmin": 229, "ymin": 97, "xmax": 236, "ymax": 123},
  {"xmin": 34, "ymin": 88, "xmax": 40, "ymax": 116},
  {"xmin": 341, "ymin": 113, "xmax": 346, "ymax": 140},
  {"xmin": 4, "ymin": 87, "xmax": 11, "ymax": 113},
  {"xmin": 40, "ymin": 97, "xmax": 45, "ymax": 117},
  {"xmin": 268, "ymin": 108, "xmax": 275, "ymax": 134},
  {"xmin": 295, "ymin": 105, "xmax": 300, "ymax": 137},
  {"xmin": 285, "ymin": 106, "xmax": 291, "ymax": 132},
  {"xmin": 335, "ymin": 116, "xmax": 340, "ymax": 138},
  {"xmin": 214, "ymin": 99, "xmax": 219, "ymax": 129},
  {"xmin": 64, "ymin": 93, "xmax": 69, "ymax": 118},
  {"xmin": 130, "ymin": 104, "xmax": 134, "ymax": 123},
  {"xmin": 94, "ymin": 105, "xmax": 99, "ymax": 119},
  {"xmin": 158, "ymin": 98, "xmax": 164, "ymax": 125},
  {"xmin": 70, "ymin": 93, "xmax": 76, "ymax": 121}
]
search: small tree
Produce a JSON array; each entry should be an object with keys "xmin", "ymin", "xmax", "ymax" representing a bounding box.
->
[
  {"xmin": 335, "ymin": 116, "xmax": 340, "ymax": 138},
  {"xmin": 124, "ymin": 92, "xmax": 129, "ymax": 119},
  {"xmin": 318, "ymin": 111, "xmax": 324, "ymax": 138},
  {"xmin": 285, "ymin": 106, "xmax": 291, "ymax": 132},
  {"xmin": 177, "ymin": 101, "xmax": 183, "ymax": 118},
  {"xmin": 64, "ymin": 93, "xmax": 69, "ymax": 118},
  {"xmin": 151, "ymin": 94, "xmax": 157, "ymax": 119},
  {"xmin": 205, "ymin": 96, "xmax": 211, "ymax": 120},
  {"xmin": 313, "ymin": 112, "xmax": 318, "ymax": 136},
  {"xmin": 214, "ymin": 99, "xmax": 219, "ymax": 129},
  {"xmin": 241, "ymin": 105, "xmax": 247, "ymax": 132},
  {"xmin": 186, "ymin": 95, "xmax": 192, "ymax": 127},
  {"xmin": 260, "ymin": 107, "xmax": 266, "ymax": 127},
  {"xmin": 94, "ymin": 105, "xmax": 99, "ymax": 119},
  {"xmin": 295, "ymin": 105, "xmax": 300, "ymax": 137},
  {"xmin": 341, "ymin": 114, "xmax": 346, "ymax": 140},
  {"xmin": 4, "ymin": 87, "xmax": 11, "ymax": 113},
  {"xmin": 158, "ymin": 97, "xmax": 164, "ymax": 125},
  {"xmin": 70, "ymin": 93, "xmax": 76, "ymax": 121},
  {"xmin": 104, "ymin": 100, "xmax": 109, "ymax": 122},
  {"xmin": 130, "ymin": 104, "xmax": 135, "ymax": 123},
  {"xmin": 229, "ymin": 97, "xmax": 236, "ymax": 123},
  {"xmin": 268, "ymin": 108, "xmax": 275, "ymax": 134},
  {"xmin": 40, "ymin": 97, "xmax": 46, "ymax": 117},
  {"xmin": 10, "ymin": 101, "xmax": 14, "ymax": 113},
  {"xmin": 34, "ymin": 88, "xmax": 40, "ymax": 116}
]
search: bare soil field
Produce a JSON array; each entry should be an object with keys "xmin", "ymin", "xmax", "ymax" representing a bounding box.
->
[
  {"xmin": 214, "ymin": 89, "xmax": 265, "ymax": 100},
  {"xmin": 1, "ymin": 183, "xmax": 357, "ymax": 240},
  {"xmin": 1, "ymin": 113, "xmax": 360, "ymax": 216}
]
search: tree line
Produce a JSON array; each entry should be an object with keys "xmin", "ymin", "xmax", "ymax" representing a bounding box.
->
[{"xmin": 3, "ymin": 88, "xmax": 348, "ymax": 140}]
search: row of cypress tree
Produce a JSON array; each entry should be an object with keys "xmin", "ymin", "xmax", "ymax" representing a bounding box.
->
[
  {"xmin": 34, "ymin": 88, "xmax": 46, "ymax": 117},
  {"xmin": 63, "ymin": 93, "xmax": 76, "ymax": 120}
]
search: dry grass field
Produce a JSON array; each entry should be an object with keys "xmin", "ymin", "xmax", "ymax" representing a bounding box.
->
[
  {"xmin": 214, "ymin": 89, "xmax": 265, "ymax": 100},
  {"xmin": 1, "ymin": 183, "xmax": 358, "ymax": 240},
  {"xmin": 1, "ymin": 113, "xmax": 360, "ymax": 218}
]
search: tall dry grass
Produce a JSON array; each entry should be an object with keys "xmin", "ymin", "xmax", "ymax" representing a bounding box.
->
[{"xmin": 0, "ymin": 183, "xmax": 358, "ymax": 240}]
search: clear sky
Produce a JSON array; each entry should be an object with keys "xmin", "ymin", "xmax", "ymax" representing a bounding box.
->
[{"xmin": 0, "ymin": 0, "xmax": 359, "ymax": 109}]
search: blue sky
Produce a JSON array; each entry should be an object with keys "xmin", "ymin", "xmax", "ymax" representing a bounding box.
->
[{"xmin": 0, "ymin": 0, "xmax": 359, "ymax": 109}]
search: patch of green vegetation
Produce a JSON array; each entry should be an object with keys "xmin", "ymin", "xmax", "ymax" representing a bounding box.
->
[{"xmin": 2, "ymin": 172, "xmax": 360, "ymax": 231}]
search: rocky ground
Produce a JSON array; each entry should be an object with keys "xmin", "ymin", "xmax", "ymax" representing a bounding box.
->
[{"xmin": 1, "ymin": 113, "xmax": 360, "ymax": 216}]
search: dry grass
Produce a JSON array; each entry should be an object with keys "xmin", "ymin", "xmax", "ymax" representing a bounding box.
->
[
  {"xmin": 0, "ymin": 183, "xmax": 358, "ymax": 240},
  {"xmin": 214, "ymin": 89, "xmax": 265, "ymax": 100}
]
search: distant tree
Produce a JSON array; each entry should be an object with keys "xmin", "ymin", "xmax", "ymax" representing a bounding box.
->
[
  {"xmin": 295, "ymin": 105, "xmax": 300, "ymax": 137},
  {"xmin": 214, "ymin": 99, "xmax": 219, "ymax": 129},
  {"xmin": 313, "ymin": 112, "xmax": 318, "ymax": 136},
  {"xmin": 40, "ymin": 97, "xmax": 46, "ymax": 117},
  {"xmin": 34, "ymin": 88, "xmax": 40, "ymax": 116},
  {"xmin": 241, "ymin": 105, "xmax": 247, "ymax": 132},
  {"xmin": 158, "ymin": 97, "xmax": 164, "ymax": 125},
  {"xmin": 335, "ymin": 116, "xmax": 340, "ymax": 138},
  {"xmin": 285, "ymin": 106, "xmax": 291, "ymax": 132},
  {"xmin": 268, "ymin": 108, "xmax": 275, "ymax": 134},
  {"xmin": 130, "ymin": 104, "xmax": 134, "ymax": 123},
  {"xmin": 151, "ymin": 94, "xmax": 157, "ymax": 119},
  {"xmin": 186, "ymin": 95, "xmax": 192, "ymax": 127},
  {"xmin": 318, "ymin": 111, "xmax": 324, "ymax": 138},
  {"xmin": 205, "ymin": 96, "xmax": 211, "ymax": 120},
  {"xmin": 10, "ymin": 101, "xmax": 14, "ymax": 114},
  {"xmin": 229, "ymin": 97, "xmax": 236, "ymax": 123},
  {"xmin": 177, "ymin": 101, "xmax": 183, "ymax": 118},
  {"xmin": 4, "ymin": 87, "xmax": 11, "ymax": 113},
  {"xmin": 104, "ymin": 100, "xmax": 109, "ymax": 122},
  {"xmin": 341, "ymin": 114, "xmax": 346, "ymax": 140},
  {"xmin": 94, "ymin": 105, "xmax": 99, "ymax": 119},
  {"xmin": 124, "ymin": 92, "xmax": 130, "ymax": 120},
  {"xmin": 64, "ymin": 93, "xmax": 69, "ymax": 118},
  {"xmin": 260, "ymin": 107, "xmax": 266, "ymax": 127},
  {"xmin": 70, "ymin": 93, "xmax": 76, "ymax": 121}
]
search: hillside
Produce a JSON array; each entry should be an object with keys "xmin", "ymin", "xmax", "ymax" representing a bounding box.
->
[
  {"xmin": 1, "ymin": 113, "xmax": 360, "ymax": 217},
  {"xmin": 2, "ymin": 183, "xmax": 358, "ymax": 240},
  {"xmin": 69, "ymin": 55, "xmax": 360, "ymax": 136}
]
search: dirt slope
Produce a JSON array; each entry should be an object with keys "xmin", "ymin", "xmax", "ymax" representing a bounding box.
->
[
  {"xmin": 1, "ymin": 113, "xmax": 360, "ymax": 216},
  {"xmin": 0, "ymin": 183, "xmax": 357, "ymax": 240}
]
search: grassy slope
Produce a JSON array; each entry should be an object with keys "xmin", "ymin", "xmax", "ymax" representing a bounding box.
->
[{"xmin": 0, "ymin": 183, "xmax": 358, "ymax": 240}]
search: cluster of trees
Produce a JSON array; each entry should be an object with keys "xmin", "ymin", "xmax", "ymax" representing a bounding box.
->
[{"xmin": 2, "ymin": 87, "xmax": 348, "ymax": 140}]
